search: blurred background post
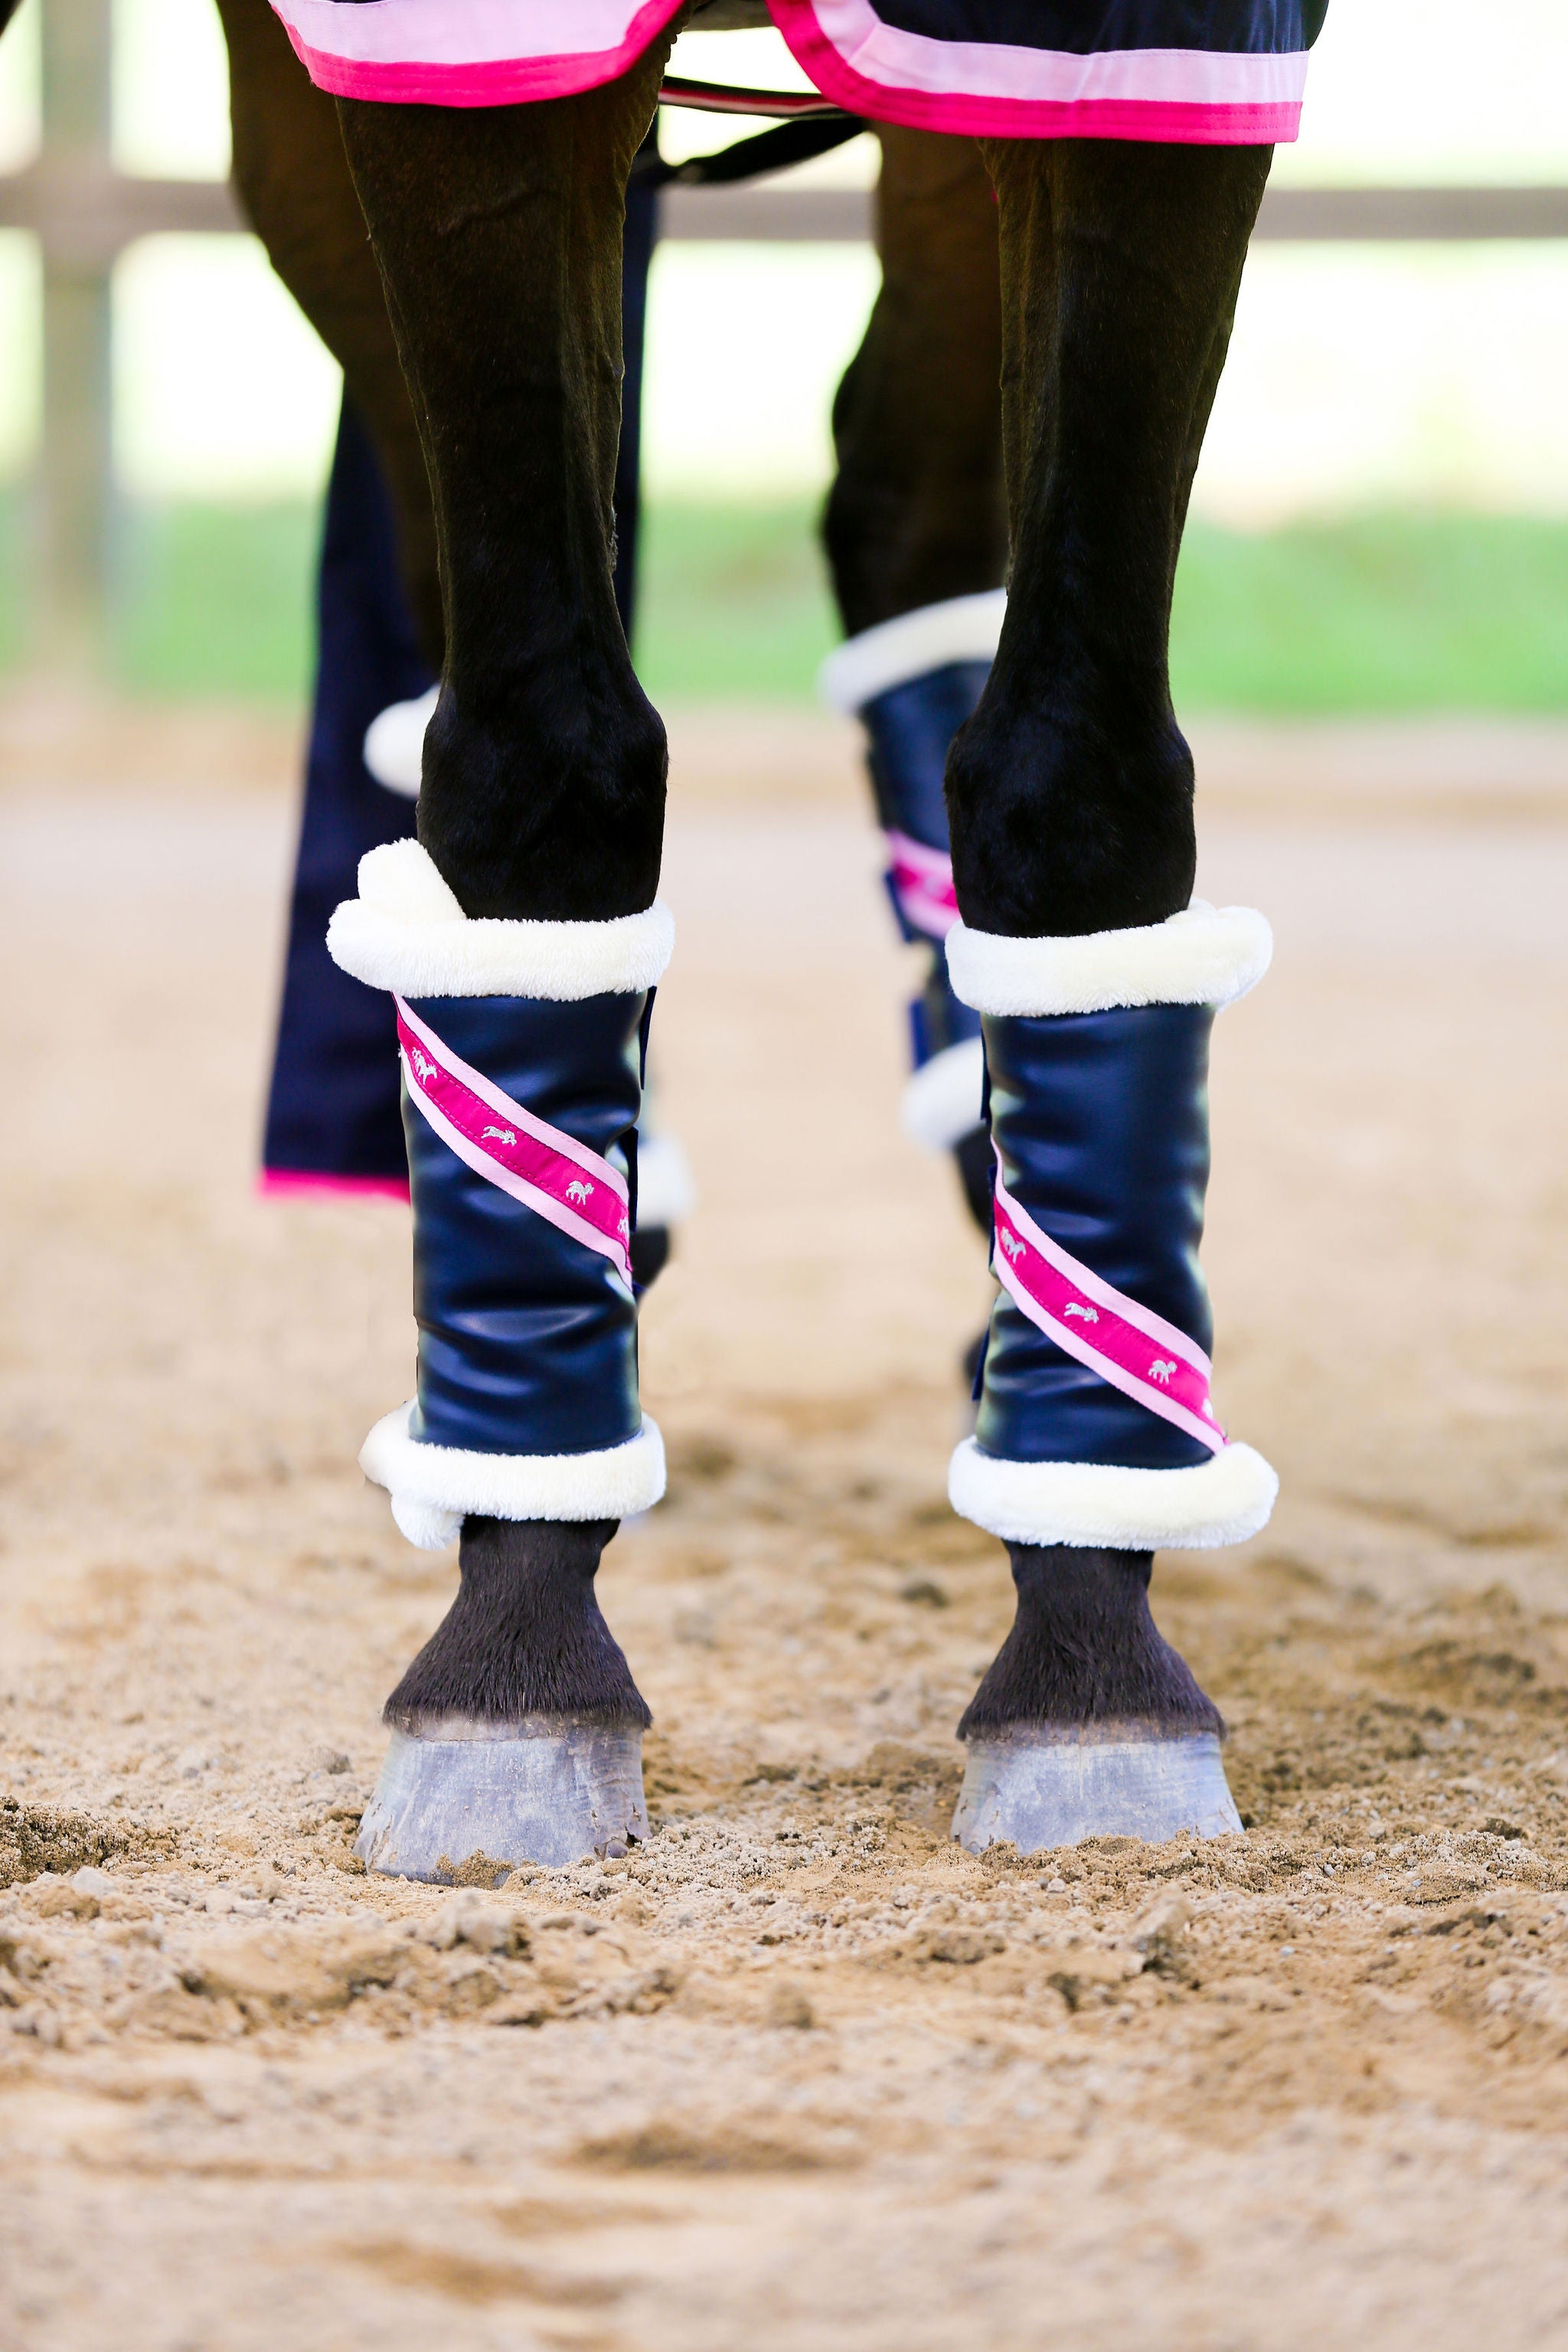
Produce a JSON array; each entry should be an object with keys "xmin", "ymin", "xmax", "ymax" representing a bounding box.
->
[{"xmin": 38, "ymin": 0, "xmax": 112, "ymax": 671}]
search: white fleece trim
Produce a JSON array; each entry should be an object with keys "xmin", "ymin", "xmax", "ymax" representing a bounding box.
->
[
  {"xmin": 327, "ymin": 840, "xmax": 675, "ymax": 1000},
  {"xmin": 361, "ymin": 1401, "xmax": 666, "ymax": 1550},
  {"xmin": 949, "ymin": 1437, "xmax": 1278, "ymax": 1550},
  {"xmin": 363, "ymin": 686, "xmax": 437, "ymax": 799},
  {"xmin": 946, "ymin": 901, "xmax": 1271, "ymax": 1018},
  {"xmin": 818, "ymin": 590, "xmax": 1007, "ymax": 714},
  {"xmin": 900, "ymin": 1037, "xmax": 986, "ymax": 1155}
]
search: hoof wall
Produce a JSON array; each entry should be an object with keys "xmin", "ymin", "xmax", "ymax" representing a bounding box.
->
[
  {"xmin": 354, "ymin": 1723, "xmax": 648, "ymax": 1883},
  {"xmin": 952, "ymin": 1728, "xmax": 1241, "ymax": 1856}
]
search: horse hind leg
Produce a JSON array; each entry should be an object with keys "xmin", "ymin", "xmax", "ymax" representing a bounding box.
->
[
  {"xmin": 942, "ymin": 136, "xmax": 1279, "ymax": 1856},
  {"xmin": 820, "ymin": 127, "xmax": 1007, "ymax": 1268},
  {"xmin": 329, "ymin": 57, "xmax": 673, "ymax": 1882}
]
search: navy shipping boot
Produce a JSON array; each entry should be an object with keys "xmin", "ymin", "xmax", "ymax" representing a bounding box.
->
[
  {"xmin": 820, "ymin": 590, "xmax": 1007, "ymax": 1236},
  {"xmin": 327, "ymin": 841, "xmax": 673, "ymax": 1875},
  {"xmin": 943, "ymin": 903, "xmax": 1279, "ymax": 1854}
]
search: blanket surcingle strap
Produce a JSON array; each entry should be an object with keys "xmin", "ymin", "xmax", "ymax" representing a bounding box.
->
[{"xmin": 269, "ymin": 0, "xmax": 1325, "ymax": 141}]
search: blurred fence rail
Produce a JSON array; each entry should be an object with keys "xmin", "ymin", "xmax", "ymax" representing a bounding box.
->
[
  {"xmin": 655, "ymin": 181, "xmax": 1568, "ymax": 243},
  {"xmin": 2, "ymin": 0, "xmax": 1567, "ymax": 663},
  {"xmin": 6, "ymin": 172, "xmax": 1568, "ymax": 254}
]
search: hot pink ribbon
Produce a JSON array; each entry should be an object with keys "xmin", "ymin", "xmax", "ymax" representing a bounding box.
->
[
  {"xmin": 885, "ymin": 828, "xmax": 959, "ymax": 941},
  {"xmin": 396, "ymin": 998, "xmax": 632, "ymax": 1284},
  {"xmin": 991, "ymin": 1163, "xmax": 1225, "ymax": 1455}
]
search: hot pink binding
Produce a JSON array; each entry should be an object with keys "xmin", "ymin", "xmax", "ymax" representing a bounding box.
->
[
  {"xmin": 257, "ymin": 1170, "xmax": 410, "ymax": 1205},
  {"xmin": 767, "ymin": 0, "xmax": 1305, "ymax": 142},
  {"xmin": 991, "ymin": 1164, "xmax": 1226, "ymax": 1455},
  {"xmin": 269, "ymin": 0, "xmax": 1305, "ymax": 136},
  {"xmin": 271, "ymin": 0, "xmax": 686, "ymax": 106},
  {"xmin": 395, "ymin": 998, "xmax": 633, "ymax": 1285},
  {"xmin": 886, "ymin": 828, "xmax": 959, "ymax": 942}
]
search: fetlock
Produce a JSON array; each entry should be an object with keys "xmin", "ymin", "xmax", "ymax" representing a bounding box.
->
[
  {"xmin": 957, "ymin": 1545, "xmax": 1222, "ymax": 1743},
  {"xmin": 384, "ymin": 1517, "xmax": 651, "ymax": 1736}
]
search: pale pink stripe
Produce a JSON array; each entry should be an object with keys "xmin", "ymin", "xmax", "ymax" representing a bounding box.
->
[
  {"xmin": 991, "ymin": 1168, "xmax": 1224, "ymax": 1455},
  {"xmin": 257, "ymin": 1170, "xmax": 410, "ymax": 1205},
  {"xmin": 273, "ymin": 0, "xmax": 684, "ymax": 102},
  {"xmin": 397, "ymin": 999, "xmax": 626, "ymax": 1205},
  {"xmin": 273, "ymin": 0, "xmax": 671, "ymax": 70},
  {"xmin": 886, "ymin": 828, "xmax": 959, "ymax": 942},
  {"xmin": 996, "ymin": 1168, "xmax": 1210, "ymax": 1373},
  {"xmin": 767, "ymin": 0, "xmax": 1304, "ymax": 142},
  {"xmin": 771, "ymin": 0, "xmax": 1307, "ymax": 106},
  {"xmin": 405, "ymin": 1079, "xmax": 632, "ymax": 1280},
  {"xmin": 395, "ymin": 1002, "xmax": 632, "ymax": 1282}
]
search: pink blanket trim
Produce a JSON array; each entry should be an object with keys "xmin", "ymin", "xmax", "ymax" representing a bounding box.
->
[
  {"xmin": 274, "ymin": 0, "xmax": 685, "ymax": 107},
  {"xmin": 886, "ymin": 828, "xmax": 959, "ymax": 942},
  {"xmin": 257, "ymin": 1170, "xmax": 411, "ymax": 1205},
  {"xmin": 269, "ymin": 0, "xmax": 1305, "ymax": 136},
  {"xmin": 396, "ymin": 998, "xmax": 633, "ymax": 1284},
  {"xmin": 991, "ymin": 1162, "xmax": 1227, "ymax": 1455},
  {"xmin": 767, "ymin": 0, "xmax": 1305, "ymax": 142}
]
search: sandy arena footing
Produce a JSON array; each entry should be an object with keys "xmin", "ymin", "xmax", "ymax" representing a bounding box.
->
[{"xmin": 2, "ymin": 709, "xmax": 1568, "ymax": 2350}]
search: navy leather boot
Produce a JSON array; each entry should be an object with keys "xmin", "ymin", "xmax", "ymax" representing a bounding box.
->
[
  {"xmin": 821, "ymin": 590, "xmax": 1006, "ymax": 1233},
  {"xmin": 943, "ymin": 903, "xmax": 1279, "ymax": 1853},
  {"xmin": 328, "ymin": 840, "xmax": 673, "ymax": 1873}
]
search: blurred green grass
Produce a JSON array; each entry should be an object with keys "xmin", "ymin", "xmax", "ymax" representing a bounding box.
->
[{"xmin": 1, "ymin": 492, "xmax": 1564, "ymax": 710}]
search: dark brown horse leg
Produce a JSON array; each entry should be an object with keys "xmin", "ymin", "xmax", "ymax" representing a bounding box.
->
[
  {"xmin": 335, "ymin": 70, "xmax": 669, "ymax": 922},
  {"xmin": 824, "ymin": 125, "xmax": 1006, "ymax": 636},
  {"xmin": 215, "ymin": 0, "xmax": 443, "ymax": 668},
  {"xmin": 944, "ymin": 140, "xmax": 1278, "ymax": 1854},
  {"xmin": 949, "ymin": 139, "xmax": 1271, "ymax": 936},
  {"xmin": 820, "ymin": 128, "xmax": 1007, "ymax": 1236},
  {"xmin": 323, "ymin": 63, "xmax": 673, "ymax": 1881}
]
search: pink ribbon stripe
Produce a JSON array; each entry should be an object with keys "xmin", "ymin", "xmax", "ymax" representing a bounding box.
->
[
  {"xmin": 885, "ymin": 828, "xmax": 959, "ymax": 941},
  {"xmin": 395, "ymin": 998, "xmax": 632, "ymax": 1284},
  {"xmin": 991, "ymin": 1165, "xmax": 1225, "ymax": 1455}
]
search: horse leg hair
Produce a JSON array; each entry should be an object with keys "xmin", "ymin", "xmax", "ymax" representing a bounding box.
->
[
  {"xmin": 335, "ymin": 67, "xmax": 670, "ymax": 924},
  {"xmin": 949, "ymin": 136, "xmax": 1269, "ymax": 939}
]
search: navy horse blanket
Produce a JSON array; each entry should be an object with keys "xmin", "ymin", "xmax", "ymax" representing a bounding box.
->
[{"xmin": 273, "ymin": 1, "xmax": 1325, "ymax": 141}]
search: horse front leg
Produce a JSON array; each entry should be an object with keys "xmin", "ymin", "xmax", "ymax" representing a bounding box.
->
[
  {"xmin": 325, "ymin": 58, "xmax": 673, "ymax": 1880},
  {"xmin": 943, "ymin": 138, "xmax": 1279, "ymax": 1855}
]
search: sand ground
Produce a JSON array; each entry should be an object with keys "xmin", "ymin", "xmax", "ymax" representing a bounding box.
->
[{"xmin": 2, "ymin": 706, "xmax": 1568, "ymax": 2349}]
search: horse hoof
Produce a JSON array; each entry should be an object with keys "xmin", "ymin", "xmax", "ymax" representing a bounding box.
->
[
  {"xmin": 952, "ymin": 1726, "xmax": 1241, "ymax": 1856},
  {"xmin": 354, "ymin": 1720, "xmax": 649, "ymax": 1883}
]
